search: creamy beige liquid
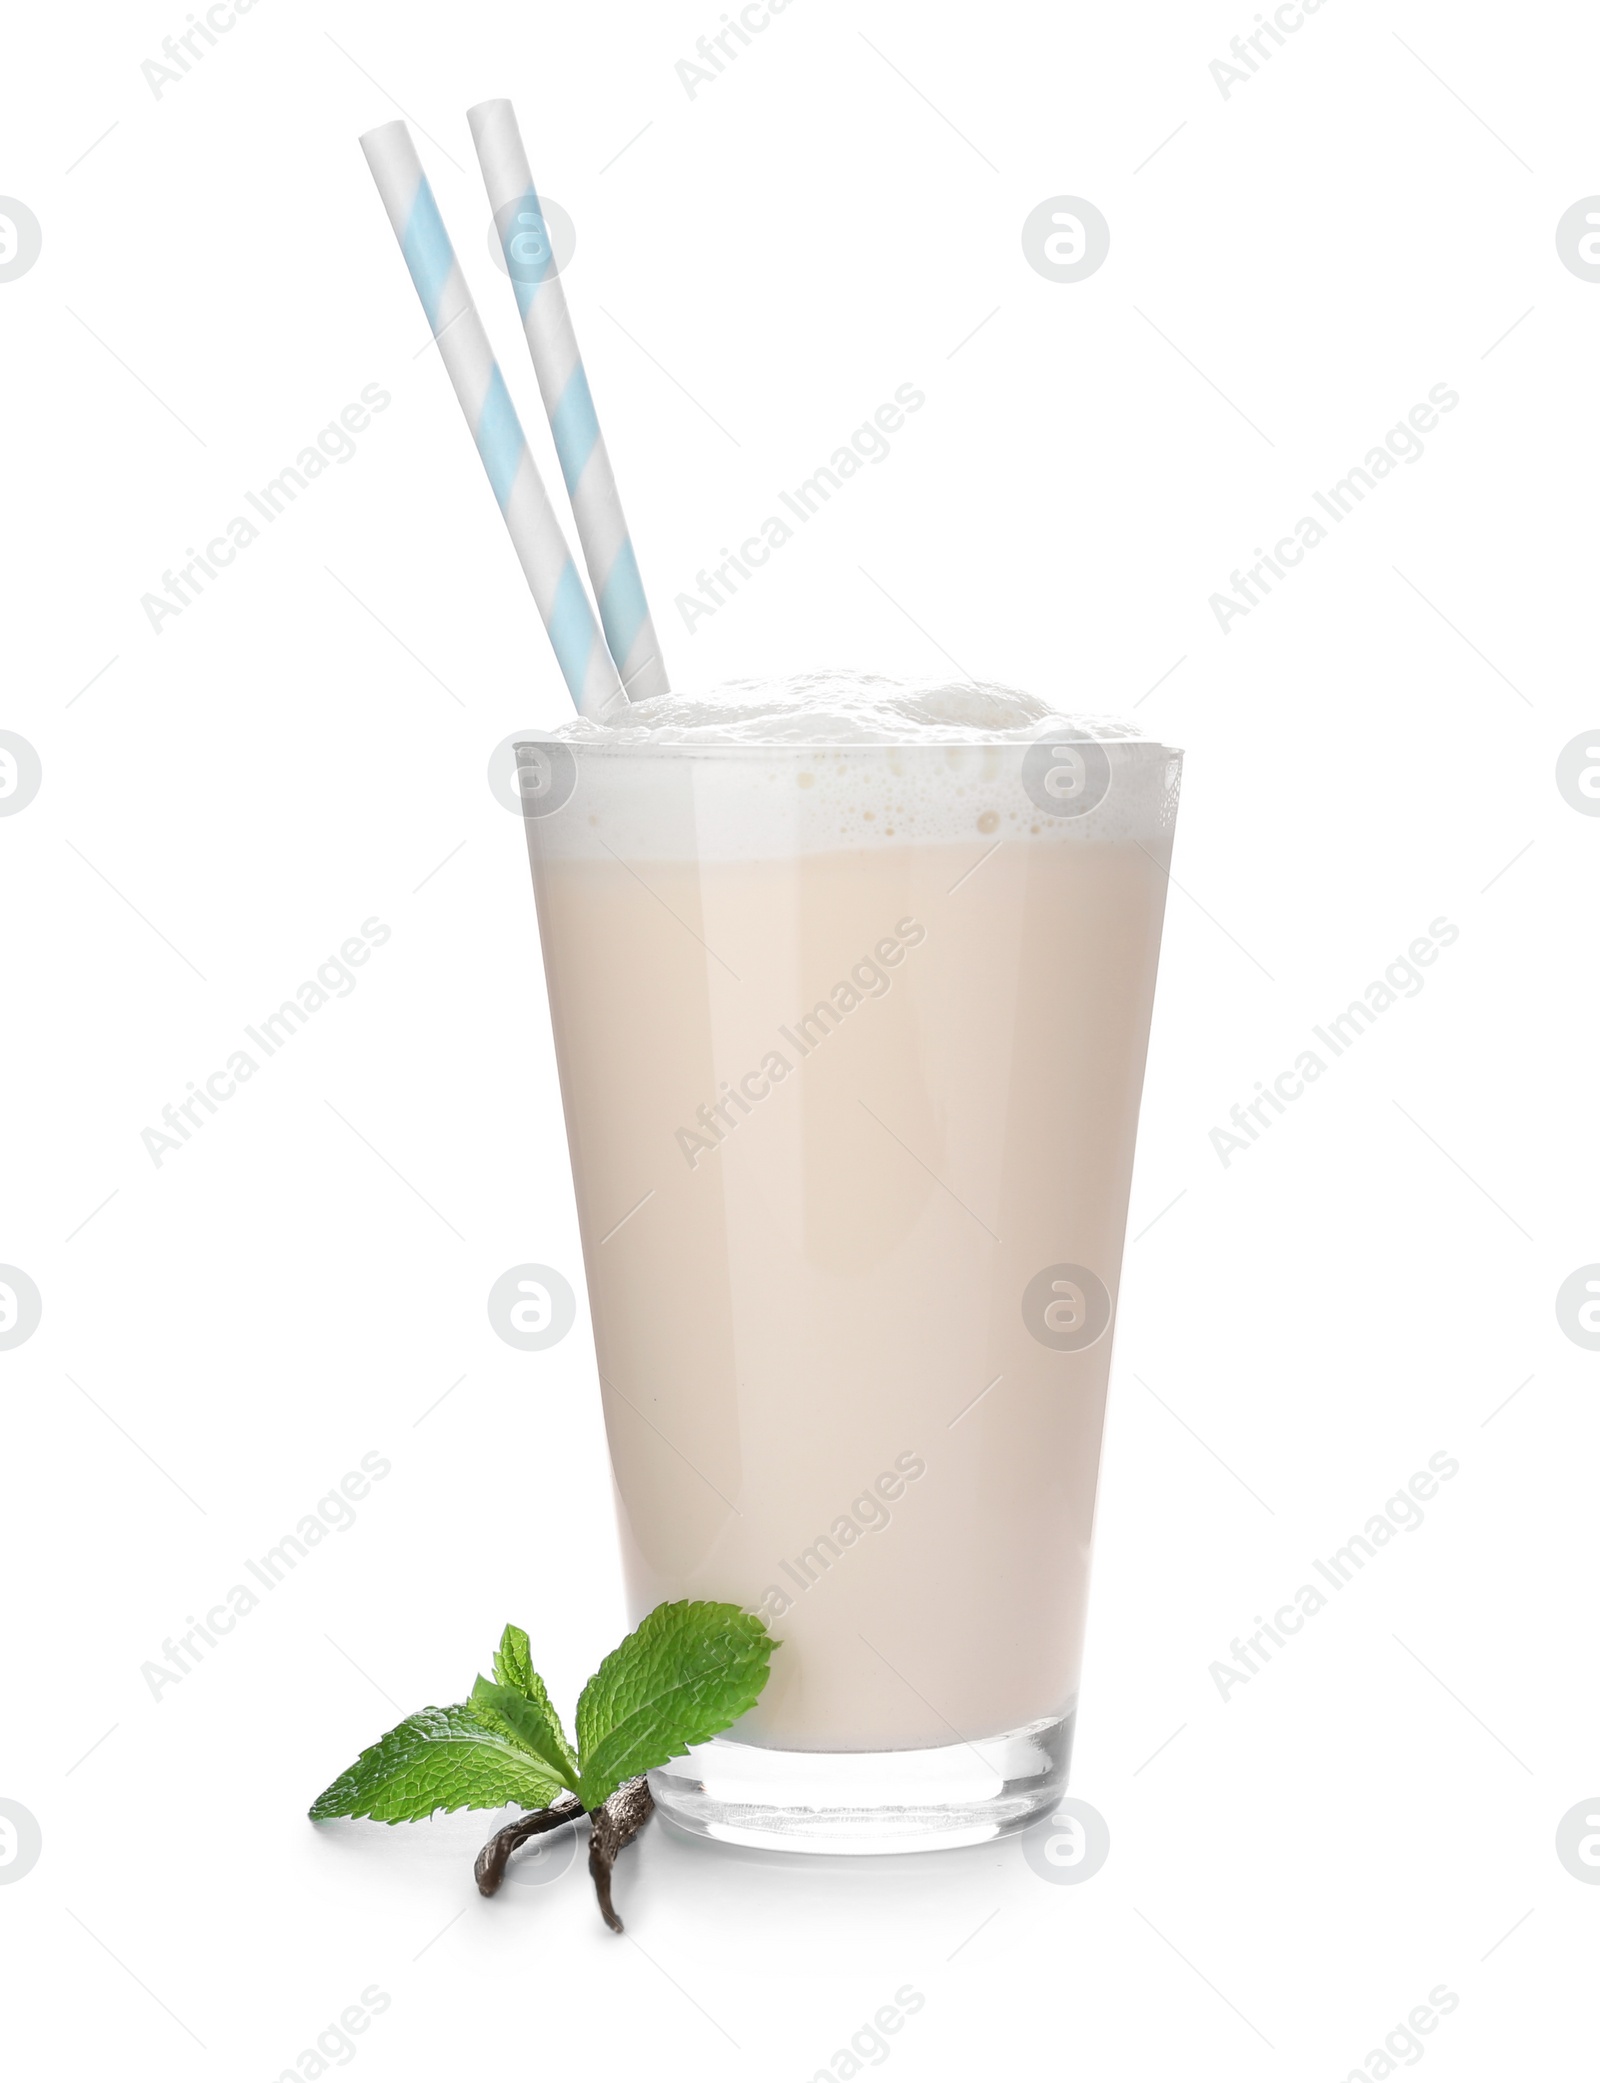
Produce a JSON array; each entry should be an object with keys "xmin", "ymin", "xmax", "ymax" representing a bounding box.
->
[{"xmin": 527, "ymin": 709, "xmax": 1176, "ymax": 1751}]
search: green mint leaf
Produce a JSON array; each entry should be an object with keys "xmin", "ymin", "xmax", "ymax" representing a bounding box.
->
[
  {"xmin": 575, "ymin": 1601, "xmax": 776, "ymax": 1810},
  {"xmin": 470, "ymin": 1676, "xmax": 581, "ymax": 1794},
  {"xmin": 492, "ymin": 1621, "xmax": 538, "ymax": 1697},
  {"xmin": 308, "ymin": 1703, "xmax": 568, "ymax": 1823},
  {"xmin": 490, "ymin": 1623, "xmax": 581, "ymax": 1782}
]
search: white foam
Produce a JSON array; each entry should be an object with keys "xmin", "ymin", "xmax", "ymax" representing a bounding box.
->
[
  {"xmin": 522, "ymin": 674, "xmax": 1181, "ymax": 859},
  {"xmin": 554, "ymin": 671, "xmax": 1169, "ymax": 749}
]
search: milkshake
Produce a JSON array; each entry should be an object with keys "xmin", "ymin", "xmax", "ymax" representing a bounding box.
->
[{"xmin": 517, "ymin": 673, "xmax": 1181, "ymax": 1850}]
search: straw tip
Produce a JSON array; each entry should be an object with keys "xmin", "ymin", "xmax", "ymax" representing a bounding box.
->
[{"xmin": 358, "ymin": 118, "xmax": 412, "ymax": 155}]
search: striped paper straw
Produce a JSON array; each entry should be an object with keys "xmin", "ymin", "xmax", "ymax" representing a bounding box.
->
[
  {"xmin": 358, "ymin": 120, "xmax": 623, "ymax": 720},
  {"xmin": 467, "ymin": 99, "xmax": 670, "ymax": 703}
]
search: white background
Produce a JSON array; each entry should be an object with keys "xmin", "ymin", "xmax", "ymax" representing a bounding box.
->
[{"xmin": 4, "ymin": 0, "xmax": 1598, "ymax": 2076}]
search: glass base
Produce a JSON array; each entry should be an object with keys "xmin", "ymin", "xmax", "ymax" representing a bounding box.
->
[{"xmin": 648, "ymin": 1712, "xmax": 1073, "ymax": 1855}]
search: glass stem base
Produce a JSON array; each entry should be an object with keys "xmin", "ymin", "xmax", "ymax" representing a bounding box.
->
[{"xmin": 648, "ymin": 1712, "xmax": 1074, "ymax": 1855}]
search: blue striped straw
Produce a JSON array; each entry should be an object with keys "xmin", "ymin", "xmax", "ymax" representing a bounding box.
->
[
  {"xmin": 467, "ymin": 100, "xmax": 670, "ymax": 703},
  {"xmin": 358, "ymin": 120, "xmax": 624, "ymax": 720}
]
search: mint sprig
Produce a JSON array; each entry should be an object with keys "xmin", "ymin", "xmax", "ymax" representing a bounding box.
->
[{"xmin": 309, "ymin": 1602, "xmax": 776, "ymax": 1930}]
